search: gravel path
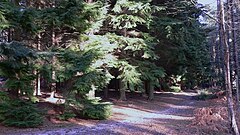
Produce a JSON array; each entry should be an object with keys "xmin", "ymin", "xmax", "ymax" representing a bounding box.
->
[{"xmin": 2, "ymin": 92, "xmax": 200, "ymax": 135}]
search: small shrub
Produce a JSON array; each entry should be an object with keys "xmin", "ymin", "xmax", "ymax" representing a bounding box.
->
[
  {"xmin": 196, "ymin": 89, "xmax": 217, "ymax": 100},
  {"xmin": 30, "ymin": 96, "xmax": 40, "ymax": 103},
  {"xmin": 170, "ymin": 86, "xmax": 181, "ymax": 92},
  {"xmin": 0, "ymin": 91, "xmax": 9, "ymax": 121},
  {"xmin": 0, "ymin": 100, "xmax": 43, "ymax": 128},
  {"xmin": 0, "ymin": 91, "xmax": 9, "ymax": 103},
  {"xmin": 67, "ymin": 98, "xmax": 112, "ymax": 120},
  {"xmin": 82, "ymin": 101, "xmax": 112, "ymax": 120},
  {"xmin": 57, "ymin": 111, "xmax": 76, "ymax": 121}
]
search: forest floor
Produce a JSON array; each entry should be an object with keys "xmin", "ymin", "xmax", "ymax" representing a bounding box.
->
[{"xmin": 0, "ymin": 90, "xmax": 233, "ymax": 135}]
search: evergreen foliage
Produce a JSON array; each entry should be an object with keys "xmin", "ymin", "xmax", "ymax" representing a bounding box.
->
[
  {"xmin": 0, "ymin": 41, "xmax": 37, "ymax": 97},
  {"xmin": 55, "ymin": 35, "xmax": 116, "ymax": 96},
  {"xmin": 0, "ymin": 91, "xmax": 9, "ymax": 103},
  {"xmin": 0, "ymin": 99, "xmax": 43, "ymax": 128},
  {"xmin": 101, "ymin": 0, "xmax": 166, "ymax": 93},
  {"xmin": 57, "ymin": 111, "xmax": 76, "ymax": 121},
  {"xmin": 82, "ymin": 99, "xmax": 112, "ymax": 120},
  {"xmin": 150, "ymin": 0, "xmax": 209, "ymax": 88},
  {"xmin": 64, "ymin": 98, "xmax": 112, "ymax": 120}
]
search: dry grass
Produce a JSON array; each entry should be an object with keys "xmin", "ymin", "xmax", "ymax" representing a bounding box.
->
[{"xmin": 191, "ymin": 107, "xmax": 229, "ymax": 133}]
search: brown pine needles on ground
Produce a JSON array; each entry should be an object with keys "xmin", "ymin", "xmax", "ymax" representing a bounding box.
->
[{"xmin": 190, "ymin": 107, "xmax": 229, "ymax": 133}]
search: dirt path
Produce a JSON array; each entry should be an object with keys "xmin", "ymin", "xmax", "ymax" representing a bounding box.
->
[{"xmin": 1, "ymin": 91, "xmax": 212, "ymax": 135}]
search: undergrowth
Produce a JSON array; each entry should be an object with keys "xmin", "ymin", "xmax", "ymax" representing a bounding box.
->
[
  {"xmin": 57, "ymin": 111, "xmax": 76, "ymax": 121},
  {"xmin": 0, "ymin": 99, "xmax": 43, "ymax": 128},
  {"xmin": 66, "ymin": 98, "xmax": 113, "ymax": 120},
  {"xmin": 196, "ymin": 89, "xmax": 218, "ymax": 100}
]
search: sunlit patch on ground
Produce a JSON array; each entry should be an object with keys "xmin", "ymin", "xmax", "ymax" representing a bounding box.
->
[
  {"xmin": 112, "ymin": 106, "xmax": 193, "ymax": 123},
  {"xmin": 45, "ymin": 97, "xmax": 66, "ymax": 104}
]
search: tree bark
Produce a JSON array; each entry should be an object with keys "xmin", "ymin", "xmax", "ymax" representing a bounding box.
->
[
  {"xmin": 34, "ymin": 32, "xmax": 42, "ymax": 96},
  {"xmin": 217, "ymin": 0, "xmax": 226, "ymax": 88},
  {"xmin": 230, "ymin": 0, "xmax": 240, "ymax": 110},
  {"xmin": 119, "ymin": 79, "xmax": 127, "ymax": 101},
  {"xmin": 50, "ymin": 0, "xmax": 57, "ymax": 98},
  {"xmin": 103, "ymin": 87, "xmax": 109, "ymax": 99},
  {"xmin": 118, "ymin": 28, "xmax": 128, "ymax": 100},
  {"xmin": 219, "ymin": 0, "xmax": 239, "ymax": 134},
  {"xmin": 148, "ymin": 82, "xmax": 154, "ymax": 100},
  {"xmin": 142, "ymin": 81, "xmax": 148, "ymax": 97}
]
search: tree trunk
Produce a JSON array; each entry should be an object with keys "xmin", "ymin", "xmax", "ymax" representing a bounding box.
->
[
  {"xmin": 50, "ymin": 55, "xmax": 56, "ymax": 98},
  {"xmin": 119, "ymin": 79, "xmax": 127, "ymax": 101},
  {"xmin": 226, "ymin": 0, "xmax": 234, "ymax": 90},
  {"xmin": 148, "ymin": 82, "xmax": 154, "ymax": 100},
  {"xmin": 231, "ymin": 0, "xmax": 240, "ymax": 110},
  {"xmin": 142, "ymin": 81, "xmax": 148, "ymax": 97},
  {"xmin": 219, "ymin": 0, "xmax": 239, "ymax": 134},
  {"xmin": 87, "ymin": 84, "xmax": 96, "ymax": 99},
  {"xmin": 118, "ymin": 28, "xmax": 128, "ymax": 101},
  {"xmin": 33, "ymin": 72, "xmax": 41, "ymax": 96},
  {"xmin": 34, "ymin": 33, "xmax": 42, "ymax": 96},
  {"xmin": 50, "ymin": 0, "xmax": 56, "ymax": 98},
  {"xmin": 104, "ymin": 87, "xmax": 108, "ymax": 99},
  {"xmin": 36, "ymin": 73, "xmax": 41, "ymax": 96},
  {"xmin": 210, "ymin": 34, "xmax": 216, "ymax": 88},
  {"xmin": 217, "ymin": 0, "xmax": 226, "ymax": 88}
]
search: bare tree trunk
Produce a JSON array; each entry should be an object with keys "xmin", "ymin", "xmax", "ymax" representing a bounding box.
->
[
  {"xmin": 119, "ymin": 79, "xmax": 127, "ymax": 101},
  {"xmin": 104, "ymin": 87, "xmax": 108, "ymax": 99},
  {"xmin": 50, "ymin": 0, "xmax": 56, "ymax": 99},
  {"xmin": 219, "ymin": 0, "xmax": 239, "ymax": 134},
  {"xmin": 231, "ymin": 0, "xmax": 240, "ymax": 110},
  {"xmin": 227, "ymin": 0, "xmax": 235, "ymax": 90},
  {"xmin": 50, "ymin": 31, "xmax": 57, "ymax": 98},
  {"xmin": 217, "ymin": 0, "xmax": 226, "ymax": 88},
  {"xmin": 210, "ymin": 33, "xmax": 216, "ymax": 88},
  {"xmin": 50, "ymin": 55, "xmax": 56, "ymax": 98},
  {"xmin": 142, "ymin": 81, "xmax": 148, "ymax": 97},
  {"xmin": 34, "ymin": 32, "xmax": 42, "ymax": 96},
  {"xmin": 36, "ymin": 74, "xmax": 41, "ymax": 95},
  {"xmin": 148, "ymin": 82, "xmax": 154, "ymax": 100},
  {"xmin": 118, "ymin": 28, "xmax": 128, "ymax": 100}
]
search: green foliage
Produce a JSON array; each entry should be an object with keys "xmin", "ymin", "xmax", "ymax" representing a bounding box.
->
[
  {"xmin": 0, "ymin": 100, "xmax": 43, "ymax": 128},
  {"xmin": 170, "ymin": 86, "xmax": 181, "ymax": 92},
  {"xmin": 0, "ymin": 9, "xmax": 9, "ymax": 30},
  {"xmin": 0, "ymin": 91, "xmax": 10, "ymax": 103},
  {"xmin": 84, "ymin": 1, "xmax": 109, "ymax": 33},
  {"xmin": 117, "ymin": 60, "xmax": 142, "ymax": 91},
  {"xmin": 57, "ymin": 111, "xmax": 76, "ymax": 121},
  {"xmin": 29, "ymin": 96, "xmax": 40, "ymax": 103},
  {"xmin": 0, "ymin": 91, "xmax": 9, "ymax": 121},
  {"xmin": 65, "ymin": 98, "xmax": 112, "ymax": 120},
  {"xmin": 55, "ymin": 37, "xmax": 115, "ymax": 96},
  {"xmin": 109, "ymin": 0, "xmax": 154, "ymax": 29},
  {"xmin": 0, "ymin": 42, "xmax": 36, "ymax": 96},
  {"xmin": 0, "ymin": 1, "xmax": 39, "ymax": 34},
  {"xmin": 150, "ymin": 0, "xmax": 209, "ymax": 89},
  {"xmin": 82, "ymin": 99, "xmax": 112, "ymax": 120},
  {"xmin": 40, "ymin": 0, "xmax": 90, "ymax": 32},
  {"xmin": 196, "ymin": 89, "xmax": 217, "ymax": 100}
]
